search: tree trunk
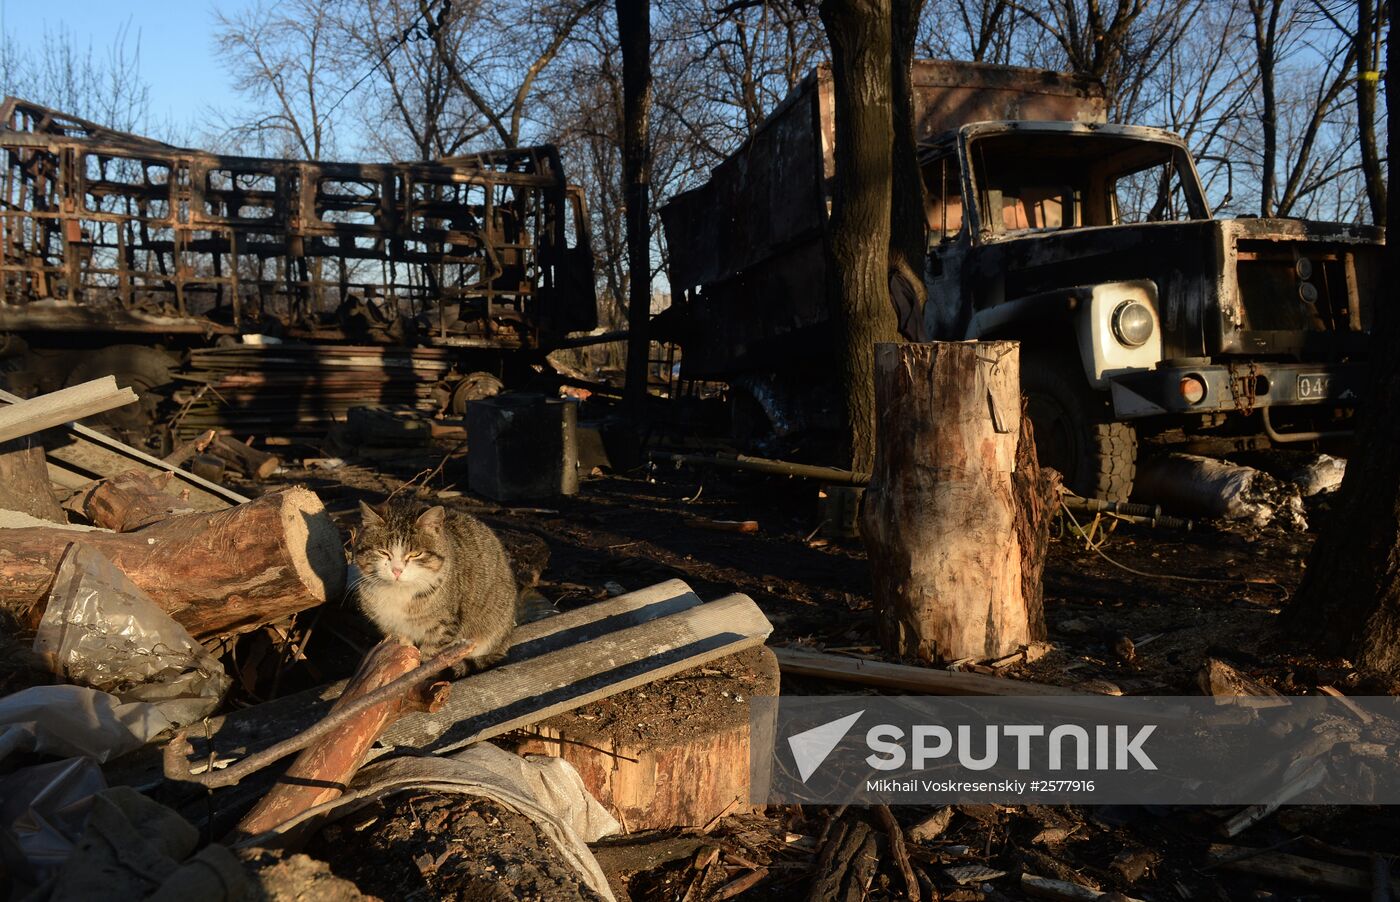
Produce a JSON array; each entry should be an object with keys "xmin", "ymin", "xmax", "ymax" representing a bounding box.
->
[
  {"xmin": 1283, "ymin": 34, "xmax": 1400, "ymax": 677},
  {"xmin": 862, "ymin": 342, "xmax": 1048, "ymax": 662},
  {"xmin": 0, "ymin": 486, "xmax": 345, "ymax": 640},
  {"xmin": 617, "ymin": 0, "xmax": 653, "ymax": 414},
  {"xmin": 0, "ymin": 437, "xmax": 65, "ymax": 523},
  {"xmin": 820, "ymin": 0, "xmax": 903, "ymax": 473},
  {"xmin": 236, "ymin": 639, "xmax": 446, "ymax": 840},
  {"xmin": 1355, "ymin": 0, "xmax": 1387, "ymax": 227},
  {"xmin": 887, "ymin": 0, "xmax": 928, "ymax": 342}
]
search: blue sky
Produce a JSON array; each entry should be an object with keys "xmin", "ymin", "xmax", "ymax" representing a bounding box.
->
[{"xmin": 1, "ymin": 0, "xmax": 243, "ymax": 130}]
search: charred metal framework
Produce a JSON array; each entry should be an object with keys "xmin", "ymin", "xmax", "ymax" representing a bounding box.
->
[{"xmin": 0, "ymin": 98, "xmax": 596, "ymax": 348}]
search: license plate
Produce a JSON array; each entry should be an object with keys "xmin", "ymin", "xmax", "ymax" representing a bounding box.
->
[{"xmin": 1296, "ymin": 373, "xmax": 1331, "ymax": 400}]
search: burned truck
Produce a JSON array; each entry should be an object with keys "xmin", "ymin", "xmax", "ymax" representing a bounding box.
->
[
  {"xmin": 662, "ymin": 61, "xmax": 1382, "ymax": 500},
  {"xmin": 0, "ymin": 97, "xmax": 597, "ymax": 435}
]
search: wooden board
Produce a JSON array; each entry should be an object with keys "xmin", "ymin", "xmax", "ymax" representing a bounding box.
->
[
  {"xmin": 0, "ymin": 377, "xmax": 137, "ymax": 443},
  {"xmin": 381, "ymin": 591, "xmax": 772, "ymax": 753},
  {"xmin": 773, "ymin": 647, "xmax": 1090, "ymax": 697}
]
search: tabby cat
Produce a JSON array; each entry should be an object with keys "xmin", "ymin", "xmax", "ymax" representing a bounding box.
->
[{"xmin": 350, "ymin": 500, "xmax": 516, "ymax": 675}]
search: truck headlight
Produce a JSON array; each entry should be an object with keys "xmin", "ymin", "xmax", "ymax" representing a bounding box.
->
[{"xmin": 1111, "ymin": 300, "xmax": 1154, "ymax": 348}]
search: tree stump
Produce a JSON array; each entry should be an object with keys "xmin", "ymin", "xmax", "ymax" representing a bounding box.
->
[
  {"xmin": 509, "ymin": 646, "xmax": 779, "ymax": 831},
  {"xmin": 862, "ymin": 341, "xmax": 1050, "ymax": 663},
  {"xmin": 0, "ymin": 437, "xmax": 65, "ymax": 523}
]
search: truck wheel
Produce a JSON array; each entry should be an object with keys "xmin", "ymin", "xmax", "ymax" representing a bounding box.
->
[
  {"xmin": 1020, "ymin": 351, "xmax": 1136, "ymax": 501},
  {"xmin": 65, "ymin": 345, "xmax": 177, "ymax": 438}
]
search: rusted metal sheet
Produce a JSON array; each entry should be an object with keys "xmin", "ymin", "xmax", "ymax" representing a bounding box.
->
[{"xmin": 0, "ymin": 97, "xmax": 597, "ymax": 349}]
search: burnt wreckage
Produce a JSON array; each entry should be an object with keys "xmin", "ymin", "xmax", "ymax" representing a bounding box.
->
[
  {"xmin": 0, "ymin": 97, "xmax": 597, "ymax": 418},
  {"xmin": 663, "ymin": 61, "xmax": 1383, "ymax": 501}
]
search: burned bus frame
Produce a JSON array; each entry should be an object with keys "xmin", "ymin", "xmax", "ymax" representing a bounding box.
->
[{"xmin": 0, "ymin": 97, "xmax": 597, "ymax": 349}]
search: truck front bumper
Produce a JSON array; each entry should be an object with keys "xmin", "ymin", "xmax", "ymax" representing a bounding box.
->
[{"xmin": 1108, "ymin": 360, "xmax": 1366, "ymax": 419}]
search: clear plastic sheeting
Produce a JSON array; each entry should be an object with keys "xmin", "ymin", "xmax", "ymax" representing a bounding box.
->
[
  {"xmin": 33, "ymin": 543, "xmax": 230, "ymax": 726},
  {"xmin": 0, "ymin": 685, "xmax": 175, "ymax": 763},
  {"xmin": 0, "ymin": 758, "xmax": 105, "ymax": 891}
]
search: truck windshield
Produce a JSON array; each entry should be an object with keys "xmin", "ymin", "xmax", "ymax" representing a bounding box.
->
[{"xmin": 965, "ymin": 131, "xmax": 1207, "ymax": 238}]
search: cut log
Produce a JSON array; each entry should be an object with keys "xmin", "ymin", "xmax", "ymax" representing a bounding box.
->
[
  {"xmin": 162, "ymin": 429, "xmax": 218, "ymax": 467},
  {"xmin": 65, "ymin": 470, "xmax": 189, "ymax": 531},
  {"xmin": 209, "ymin": 435, "xmax": 281, "ymax": 480},
  {"xmin": 190, "ymin": 453, "xmax": 227, "ymax": 484},
  {"xmin": 236, "ymin": 640, "xmax": 447, "ymax": 839},
  {"xmin": 0, "ymin": 376, "xmax": 138, "ymax": 443},
  {"xmin": 0, "ymin": 486, "xmax": 345, "ymax": 639},
  {"xmin": 0, "ymin": 436, "xmax": 65, "ymax": 523},
  {"xmin": 511, "ymin": 645, "xmax": 779, "ymax": 831},
  {"xmin": 861, "ymin": 342, "xmax": 1046, "ymax": 662}
]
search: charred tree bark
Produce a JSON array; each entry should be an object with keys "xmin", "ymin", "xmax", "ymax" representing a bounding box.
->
[
  {"xmin": 819, "ymin": 0, "xmax": 903, "ymax": 473},
  {"xmin": 0, "ymin": 437, "xmax": 65, "ymax": 523},
  {"xmin": 862, "ymin": 342, "xmax": 1047, "ymax": 662},
  {"xmin": 618, "ymin": 0, "xmax": 653, "ymax": 414},
  {"xmin": 0, "ymin": 487, "xmax": 345, "ymax": 640},
  {"xmin": 1284, "ymin": 38, "xmax": 1400, "ymax": 677},
  {"xmin": 887, "ymin": 0, "xmax": 928, "ymax": 342}
]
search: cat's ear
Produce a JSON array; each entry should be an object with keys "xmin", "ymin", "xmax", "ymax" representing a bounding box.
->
[
  {"xmin": 416, "ymin": 505, "xmax": 447, "ymax": 532},
  {"xmin": 359, "ymin": 500, "xmax": 385, "ymax": 526}
]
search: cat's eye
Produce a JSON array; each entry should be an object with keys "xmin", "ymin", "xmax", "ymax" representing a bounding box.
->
[{"xmin": 405, "ymin": 551, "xmax": 422, "ymax": 560}]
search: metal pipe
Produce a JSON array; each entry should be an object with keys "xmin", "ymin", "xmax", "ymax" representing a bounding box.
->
[
  {"xmin": 1260, "ymin": 406, "xmax": 1352, "ymax": 443},
  {"xmin": 650, "ymin": 451, "xmax": 871, "ymax": 486}
]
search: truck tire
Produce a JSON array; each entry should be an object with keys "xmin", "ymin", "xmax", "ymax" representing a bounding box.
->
[
  {"xmin": 64, "ymin": 345, "xmax": 177, "ymax": 438},
  {"xmin": 1020, "ymin": 350, "xmax": 1136, "ymax": 501}
]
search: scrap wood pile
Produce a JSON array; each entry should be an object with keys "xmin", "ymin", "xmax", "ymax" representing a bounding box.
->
[
  {"xmin": 0, "ymin": 378, "xmax": 786, "ymax": 900},
  {"xmin": 171, "ymin": 344, "xmax": 459, "ymax": 438}
]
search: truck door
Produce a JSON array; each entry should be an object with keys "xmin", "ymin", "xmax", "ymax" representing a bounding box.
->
[{"xmin": 921, "ymin": 154, "xmax": 970, "ymax": 340}]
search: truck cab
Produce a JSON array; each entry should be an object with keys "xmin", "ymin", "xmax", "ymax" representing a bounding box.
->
[{"xmin": 921, "ymin": 119, "xmax": 1382, "ymax": 500}]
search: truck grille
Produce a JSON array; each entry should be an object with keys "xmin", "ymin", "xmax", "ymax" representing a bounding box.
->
[{"xmin": 1234, "ymin": 241, "xmax": 1358, "ymax": 334}]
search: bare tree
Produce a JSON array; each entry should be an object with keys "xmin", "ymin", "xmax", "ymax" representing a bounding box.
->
[
  {"xmin": 918, "ymin": 0, "xmax": 1021, "ymax": 62},
  {"xmin": 1284, "ymin": 27, "xmax": 1400, "ymax": 678},
  {"xmin": 213, "ymin": 0, "xmax": 344, "ymax": 159},
  {"xmin": 0, "ymin": 21, "xmax": 151, "ymax": 134},
  {"xmin": 819, "ymin": 0, "xmax": 904, "ymax": 471}
]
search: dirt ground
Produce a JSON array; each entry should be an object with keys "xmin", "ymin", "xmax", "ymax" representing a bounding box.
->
[{"xmin": 224, "ymin": 444, "xmax": 1400, "ymax": 900}]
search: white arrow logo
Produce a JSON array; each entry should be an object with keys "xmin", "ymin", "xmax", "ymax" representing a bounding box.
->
[{"xmin": 787, "ymin": 710, "xmax": 864, "ymax": 782}]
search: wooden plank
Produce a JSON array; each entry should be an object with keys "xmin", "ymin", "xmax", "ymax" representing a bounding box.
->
[
  {"xmin": 106, "ymin": 579, "xmax": 714, "ymax": 790},
  {"xmin": 0, "ymin": 386, "xmax": 248, "ymax": 508},
  {"xmin": 1209, "ymin": 844, "xmax": 1400, "ymax": 895},
  {"xmin": 382, "ymin": 592, "xmax": 772, "ymax": 753},
  {"xmin": 0, "ymin": 377, "xmax": 137, "ymax": 443},
  {"xmin": 773, "ymin": 647, "xmax": 1090, "ymax": 697}
]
